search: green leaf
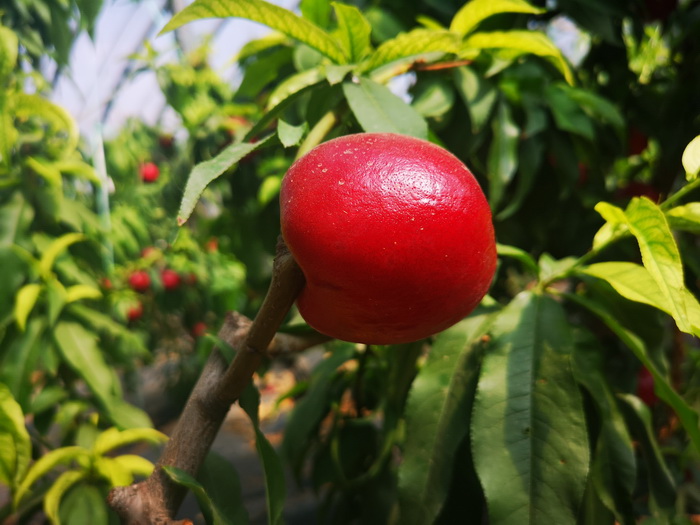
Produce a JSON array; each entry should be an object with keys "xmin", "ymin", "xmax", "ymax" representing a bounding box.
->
[
  {"xmin": 258, "ymin": 175, "xmax": 283, "ymax": 207},
  {"xmin": 58, "ymin": 483, "xmax": 109, "ymax": 525},
  {"xmin": 111, "ymin": 455, "xmax": 155, "ymax": 479},
  {"xmin": 283, "ymin": 345, "xmax": 355, "ymax": 476},
  {"xmin": 45, "ymin": 471, "xmax": 89, "ymax": 525},
  {"xmin": 682, "ymin": 135, "xmax": 700, "ymax": 181},
  {"xmin": 53, "ymin": 322, "xmax": 114, "ymax": 402},
  {"xmin": 343, "ymin": 77, "xmax": 428, "ymax": 139},
  {"xmin": 53, "ymin": 160, "xmax": 101, "ymax": 186},
  {"xmin": 496, "ymin": 135, "xmax": 544, "ymax": 220},
  {"xmin": 573, "ymin": 333, "xmax": 636, "ymax": 524},
  {"xmin": 453, "ymin": 66, "xmax": 497, "ymax": 133},
  {"xmin": 265, "ymin": 67, "xmax": 325, "ymax": 110},
  {"xmin": 198, "ymin": 452, "xmax": 250, "ymax": 525},
  {"xmin": 624, "ymin": 197, "xmax": 691, "ymax": 333},
  {"xmin": 464, "ymin": 31, "xmax": 574, "ymax": 84},
  {"xmin": 53, "ymin": 322, "xmax": 152, "ymax": 429},
  {"xmin": 593, "ymin": 201, "xmax": 629, "ymax": 249},
  {"xmin": 545, "ymin": 84, "xmax": 595, "ymax": 141},
  {"xmin": 487, "ymin": 99, "xmax": 520, "ymax": 210},
  {"xmin": 301, "ymin": 0, "xmax": 331, "ymax": 27},
  {"xmin": 667, "ymin": 202, "xmax": 700, "ymax": 233},
  {"xmin": 0, "ymin": 383, "xmax": 31, "ymax": 489},
  {"xmin": 618, "ymin": 395, "xmax": 676, "ymax": 511},
  {"xmin": 93, "ymin": 427, "xmax": 167, "ymax": 456},
  {"xmin": 240, "ymin": 385, "xmax": 286, "ymax": 525},
  {"xmin": 472, "ymin": 292, "xmax": 589, "ymax": 525},
  {"xmin": 559, "ymin": 85, "xmax": 624, "ymax": 132},
  {"xmin": 93, "ymin": 456, "xmax": 134, "ymax": 488},
  {"xmin": 14, "ymin": 94, "xmax": 79, "ymax": 154},
  {"xmin": 332, "ymin": 2, "xmax": 372, "ymax": 62},
  {"xmin": 14, "ymin": 283, "xmax": 42, "ymax": 331},
  {"xmin": 580, "ymin": 262, "xmax": 700, "ymax": 336},
  {"xmin": 0, "ymin": 25, "xmax": 19, "ymax": 82},
  {"xmin": 564, "ymin": 292, "xmax": 700, "ymax": 454},
  {"xmin": 359, "ymin": 28, "xmax": 460, "ymax": 73},
  {"xmin": 398, "ymin": 312, "xmax": 496, "ymax": 525},
  {"xmin": 178, "ymin": 135, "xmax": 273, "ymax": 226},
  {"xmin": 161, "ymin": 0, "xmax": 347, "ymax": 64},
  {"xmin": 38, "ymin": 233, "xmax": 86, "ymax": 277},
  {"xmin": 14, "ymin": 446, "xmax": 89, "ymax": 507},
  {"xmin": 450, "ymin": 0, "xmax": 545, "ymax": 36},
  {"xmin": 1, "ymin": 318, "xmax": 45, "ymax": 408},
  {"xmin": 163, "ymin": 466, "xmax": 235, "ymax": 525},
  {"xmin": 496, "ymin": 243, "xmax": 538, "ymax": 274},
  {"xmin": 277, "ymin": 119, "xmax": 306, "ymax": 148},
  {"xmin": 411, "ymin": 77, "xmax": 455, "ymax": 118}
]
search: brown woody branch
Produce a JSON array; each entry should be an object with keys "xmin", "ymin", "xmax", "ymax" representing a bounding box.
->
[{"xmin": 108, "ymin": 239, "xmax": 313, "ymax": 524}]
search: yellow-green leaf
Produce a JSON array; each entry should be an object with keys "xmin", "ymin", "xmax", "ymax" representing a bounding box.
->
[
  {"xmin": 14, "ymin": 446, "xmax": 88, "ymax": 508},
  {"xmin": 682, "ymin": 135, "xmax": 700, "ymax": 181},
  {"xmin": 112, "ymin": 455, "xmax": 155, "ymax": 479},
  {"xmin": 93, "ymin": 427, "xmax": 167, "ymax": 456},
  {"xmin": 64, "ymin": 285, "xmax": 102, "ymax": 304},
  {"xmin": 38, "ymin": 233, "xmax": 86, "ymax": 277},
  {"xmin": 14, "ymin": 94, "xmax": 79, "ymax": 154},
  {"xmin": 464, "ymin": 31, "xmax": 574, "ymax": 84},
  {"xmin": 44, "ymin": 470, "xmax": 88, "ymax": 525},
  {"xmin": 360, "ymin": 28, "xmax": 460, "ymax": 73},
  {"xmin": 450, "ymin": 0, "xmax": 545, "ymax": 36},
  {"xmin": 0, "ymin": 383, "xmax": 31, "ymax": 489},
  {"xmin": 666, "ymin": 202, "xmax": 700, "ymax": 233},
  {"xmin": 161, "ymin": 0, "xmax": 347, "ymax": 64},
  {"xmin": 14, "ymin": 283, "xmax": 42, "ymax": 331},
  {"xmin": 624, "ymin": 197, "xmax": 691, "ymax": 333},
  {"xmin": 332, "ymin": 2, "xmax": 372, "ymax": 62},
  {"xmin": 581, "ymin": 262, "xmax": 700, "ymax": 336},
  {"xmin": 593, "ymin": 201, "xmax": 629, "ymax": 249}
]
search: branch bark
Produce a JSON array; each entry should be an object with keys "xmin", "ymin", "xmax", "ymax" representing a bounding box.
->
[{"xmin": 108, "ymin": 239, "xmax": 309, "ymax": 524}]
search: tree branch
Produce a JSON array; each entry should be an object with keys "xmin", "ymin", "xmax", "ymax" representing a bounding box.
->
[{"xmin": 108, "ymin": 238, "xmax": 308, "ymax": 524}]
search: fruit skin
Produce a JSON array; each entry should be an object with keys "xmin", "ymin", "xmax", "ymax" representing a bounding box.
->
[
  {"xmin": 128, "ymin": 270, "xmax": 151, "ymax": 293},
  {"xmin": 161, "ymin": 269, "xmax": 181, "ymax": 290},
  {"xmin": 140, "ymin": 162, "xmax": 160, "ymax": 183},
  {"xmin": 280, "ymin": 133, "xmax": 497, "ymax": 345}
]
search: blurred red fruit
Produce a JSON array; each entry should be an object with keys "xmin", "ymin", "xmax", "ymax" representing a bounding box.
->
[
  {"xmin": 616, "ymin": 181, "xmax": 661, "ymax": 202},
  {"xmin": 140, "ymin": 162, "xmax": 160, "ymax": 183},
  {"xmin": 636, "ymin": 367, "xmax": 658, "ymax": 406},
  {"xmin": 127, "ymin": 302, "xmax": 143, "ymax": 322},
  {"xmin": 128, "ymin": 271, "xmax": 151, "ymax": 293},
  {"xmin": 577, "ymin": 163, "xmax": 588, "ymax": 186},
  {"xmin": 161, "ymin": 269, "xmax": 181, "ymax": 290},
  {"xmin": 100, "ymin": 277, "xmax": 113, "ymax": 290},
  {"xmin": 192, "ymin": 322, "xmax": 207, "ymax": 338},
  {"xmin": 206, "ymin": 238, "xmax": 218, "ymax": 252},
  {"xmin": 627, "ymin": 128, "xmax": 649, "ymax": 156}
]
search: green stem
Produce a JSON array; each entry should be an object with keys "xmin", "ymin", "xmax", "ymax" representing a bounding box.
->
[
  {"xmin": 295, "ymin": 110, "xmax": 339, "ymax": 160},
  {"xmin": 660, "ymin": 177, "xmax": 700, "ymax": 210}
]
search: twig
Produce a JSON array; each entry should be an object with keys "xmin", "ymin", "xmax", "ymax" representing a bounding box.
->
[{"xmin": 108, "ymin": 238, "xmax": 307, "ymax": 524}]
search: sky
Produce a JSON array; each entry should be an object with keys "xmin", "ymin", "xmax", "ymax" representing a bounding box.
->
[{"xmin": 50, "ymin": 0, "xmax": 298, "ymax": 141}]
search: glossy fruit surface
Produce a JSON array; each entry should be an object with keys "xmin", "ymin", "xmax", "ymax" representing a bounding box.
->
[
  {"xmin": 280, "ymin": 133, "xmax": 496, "ymax": 344},
  {"xmin": 128, "ymin": 270, "xmax": 151, "ymax": 293},
  {"xmin": 140, "ymin": 162, "xmax": 160, "ymax": 183}
]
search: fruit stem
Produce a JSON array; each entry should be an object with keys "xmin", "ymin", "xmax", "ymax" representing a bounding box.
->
[{"xmin": 295, "ymin": 110, "xmax": 339, "ymax": 160}]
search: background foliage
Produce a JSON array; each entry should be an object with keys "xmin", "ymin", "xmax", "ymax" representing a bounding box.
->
[{"xmin": 1, "ymin": 0, "xmax": 700, "ymax": 523}]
